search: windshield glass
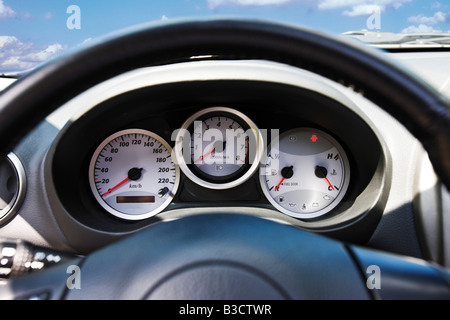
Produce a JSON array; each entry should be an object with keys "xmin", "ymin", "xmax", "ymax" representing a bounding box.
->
[{"xmin": 1, "ymin": 0, "xmax": 449, "ymax": 73}]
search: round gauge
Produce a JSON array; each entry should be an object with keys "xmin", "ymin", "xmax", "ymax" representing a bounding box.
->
[
  {"xmin": 89, "ymin": 129, "xmax": 179, "ymax": 220},
  {"xmin": 0, "ymin": 153, "xmax": 26, "ymax": 226},
  {"xmin": 175, "ymin": 107, "xmax": 263, "ymax": 189},
  {"xmin": 260, "ymin": 128, "xmax": 350, "ymax": 219}
]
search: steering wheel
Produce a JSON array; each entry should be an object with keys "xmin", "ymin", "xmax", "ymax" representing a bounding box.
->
[{"xmin": 0, "ymin": 19, "xmax": 449, "ymax": 300}]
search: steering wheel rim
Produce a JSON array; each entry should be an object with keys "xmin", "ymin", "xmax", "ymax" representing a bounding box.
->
[{"xmin": 0, "ymin": 18, "xmax": 450, "ymax": 300}]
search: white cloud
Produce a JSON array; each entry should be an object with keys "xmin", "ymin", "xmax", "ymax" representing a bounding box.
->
[
  {"xmin": 318, "ymin": 0, "xmax": 411, "ymax": 16},
  {"xmin": 0, "ymin": 0, "xmax": 16, "ymax": 19},
  {"xmin": 207, "ymin": 0, "xmax": 411, "ymax": 14},
  {"xmin": 23, "ymin": 44, "xmax": 65, "ymax": 62},
  {"xmin": 318, "ymin": 0, "xmax": 365, "ymax": 10},
  {"xmin": 81, "ymin": 38, "xmax": 92, "ymax": 45},
  {"xmin": 0, "ymin": 36, "xmax": 34, "ymax": 70},
  {"xmin": 208, "ymin": 0, "xmax": 293, "ymax": 9},
  {"xmin": 402, "ymin": 24, "xmax": 443, "ymax": 33},
  {"xmin": 392, "ymin": 2, "xmax": 404, "ymax": 10},
  {"xmin": 343, "ymin": 4, "xmax": 380, "ymax": 16},
  {"xmin": 0, "ymin": 36, "xmax": 20, "ymax": 48},
  {"xmin": 0, "ymin": 36, "xmax": 31, "ymax": 60},
  {"xmin": 404, "ymin": 10, "xmax": 449, "ymax": 34},
  {"xmin": 0, "ymin": 36, "xmax": 66, "ymax": 72},
  {"xmin": 407, "ymin": 11, "xmax": 448, "ymax": 25}
]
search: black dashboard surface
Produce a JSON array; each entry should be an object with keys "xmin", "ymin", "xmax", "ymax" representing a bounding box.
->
[{"xmin": 51, "ymin": 80, "xmax": 386, "ymax": 248}]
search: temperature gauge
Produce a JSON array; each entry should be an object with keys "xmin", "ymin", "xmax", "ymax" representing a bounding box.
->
[{"xmin": 260, "ymin": 128, "xmax": 350, "ymax": 219}]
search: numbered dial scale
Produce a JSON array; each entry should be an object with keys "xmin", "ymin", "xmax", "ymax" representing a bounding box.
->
[
  {"xmin": 175, "ymin": 107, "xmax": 263, "ymax": 190},
  {"xmin": 89, "ymin": 129, "xmax": 179, "ymax": 220},
  {"xmin": 260, "ymin": 128, "xmax": 350, "ymax": 219}
]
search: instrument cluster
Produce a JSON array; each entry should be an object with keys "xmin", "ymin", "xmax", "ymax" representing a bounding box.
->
[
  {"xmin": 51, "ymin": 79, "xmax": 385, "ymax": 242},
  {"xmin": 88, "ymin": 106, "xmax": 352, "ymax": 221}
]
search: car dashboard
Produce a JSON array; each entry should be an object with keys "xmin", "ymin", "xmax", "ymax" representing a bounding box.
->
[{"xmin": 0, "ymin": 54, "xmax": 449, "ymax": 271}]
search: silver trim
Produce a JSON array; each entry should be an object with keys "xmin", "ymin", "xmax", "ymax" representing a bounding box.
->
[
  {"xmin": 46, "ymin": 60, "xmax": 366, "ymax": 131},
  {"xmin": 0, "ymin": 153, "xmax": 26, "ymax": 225}
]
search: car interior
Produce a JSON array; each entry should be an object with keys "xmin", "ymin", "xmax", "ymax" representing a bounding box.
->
[{"xmin": 0, "ymin": 18, "xmax": 449, "ymax": 300}]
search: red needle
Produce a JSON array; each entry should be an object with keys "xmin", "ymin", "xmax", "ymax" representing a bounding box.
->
[
  {"xmin": 275, "ymin": 177, "xmax": 285, "ymax": 191},
  {"xmin": 195, "ymin": 148, "xmax": 215, "ymax": 163},
  {"xmin": 102, "ymin": 177, "xmax": 130, "ymax": 197},
  {"xmin": 324, "ymin": 177, "xmax": 334, "ymax": 190}
]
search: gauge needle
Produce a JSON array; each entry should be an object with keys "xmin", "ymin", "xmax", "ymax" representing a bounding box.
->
[
  {"xmin": 275, "ymin": 177, "xmax": 285, "ymax": 191},
  {"xmin": 102, "ymin": 177, "xmax": 129, "ymax": 197},
  {"xmin": 315, "ymin": 166, "xmax": 334, "ymax": 190},
  {"xmin": 101, "ymin": 167, "xmax": 143, "ymax": 197},
  {"xmin": 324, "ymin": 177, "xmax": 334, "ymax": 190},
  {"xmin": 195, "ymin": 148, "xmax": 215, "ymax": 163},
  {"xmin": 275, "ymin": 166, "xmax": 294, "ymax": 191},
  {"xmin": 195, "ymin": 141, "xmax": 226, "ymax": 163}
]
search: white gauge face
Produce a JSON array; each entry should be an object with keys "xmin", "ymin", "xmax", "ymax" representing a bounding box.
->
[
  {"xmin": 260, "ymin": 128, "xmax": 350, "ymax": 219},
  {"xmin": 175, "ymin": 107, "xmax": 263, "ymax": 190},
  {"xmin": 89, "ymin": 129, "xmax": 179, "ymax": 220},
  {"xmin": 191, "ymin": 115, "xmax": 249, "ymax": 177}
]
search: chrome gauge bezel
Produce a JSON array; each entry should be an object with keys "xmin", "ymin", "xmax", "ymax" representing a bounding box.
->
[
  {"xmin": 175, "ymin": 107, "xmax": 263, "ymax": 190},
  {"xmin": 260, "ymin": 128, "xmax": 351, "ymax": 220},
  {"xmin": 88, "ymin": 128, "xmax": 180, "ymax": 221},
  {"xmin": 0, "ymin": 153, "xmax": 26, "ymax": 225}
]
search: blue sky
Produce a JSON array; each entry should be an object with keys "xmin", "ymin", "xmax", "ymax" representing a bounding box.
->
[{"xmin": 1, "ymin": 0, "xmax": 449, "ymax": 72}]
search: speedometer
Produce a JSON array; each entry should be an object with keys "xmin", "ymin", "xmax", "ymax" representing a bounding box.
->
[{"xmin": 88, "ymin": 129, "xmax": 179, "ymax": 220}]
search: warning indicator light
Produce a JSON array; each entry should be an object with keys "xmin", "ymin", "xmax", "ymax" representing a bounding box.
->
[{"xmin": 311, "ymin": 134, "xmax": 318, "ymax": 142}]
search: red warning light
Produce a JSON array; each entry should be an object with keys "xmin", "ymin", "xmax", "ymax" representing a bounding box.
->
[{"xmin": 311, "ymin": 133, "xmax": 318, "ymax": 142}]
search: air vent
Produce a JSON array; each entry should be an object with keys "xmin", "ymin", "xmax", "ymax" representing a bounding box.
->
[{"xmin": 0, "ymin": 153, "xmax": 26, "ymax": 226}]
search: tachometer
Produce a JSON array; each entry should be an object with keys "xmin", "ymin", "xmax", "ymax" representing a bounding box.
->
[
  {"xmin": 89, "ymin": 129, "xmax": 179, "ymax": 220},
  {"xmin": 260, "ymin": 128, "xmax": 350, "ymax": 219},
  {"xmin": 175, "ymin": 107, "xmax": 263, "ymax": 189}
]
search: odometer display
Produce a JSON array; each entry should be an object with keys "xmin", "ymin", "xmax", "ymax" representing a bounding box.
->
[{"xmin": 89, "ymin": 129, "xmax": 179, "ymax": 220}]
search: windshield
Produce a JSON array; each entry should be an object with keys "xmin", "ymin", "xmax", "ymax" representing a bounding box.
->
[{"xmin": 1, "ymin": 0, "xmax": 449, "ymax": 74}]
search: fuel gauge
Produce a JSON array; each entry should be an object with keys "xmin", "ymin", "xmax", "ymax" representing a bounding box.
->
[{"xmin": 260, "ymin": 128, "xmax": 350, "ymax": 219}]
